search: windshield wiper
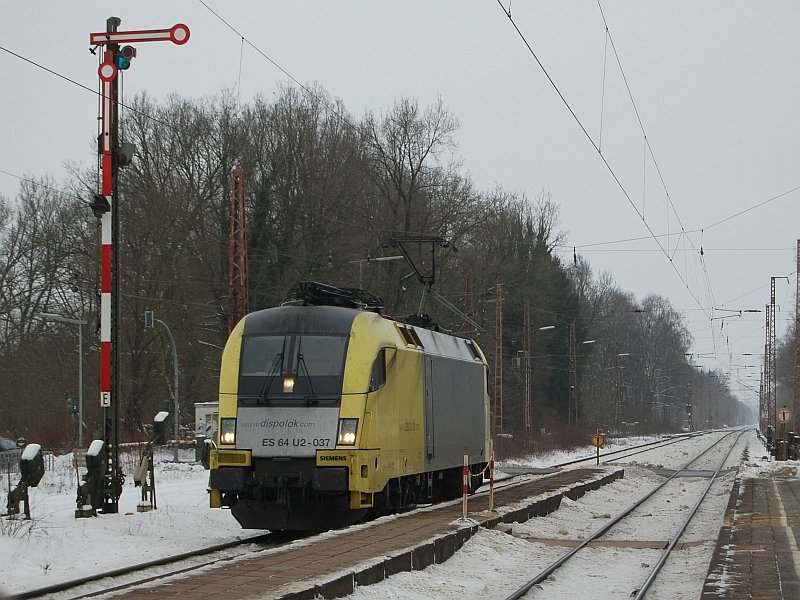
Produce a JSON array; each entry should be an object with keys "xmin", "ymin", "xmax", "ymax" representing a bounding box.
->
[
  {"xmin": 296, "ymin": 352, "xmax": 318, "ymax": 405},
  {"xmin": 258, "ymin": 353, "xmax": 284, "ymax": 404}
]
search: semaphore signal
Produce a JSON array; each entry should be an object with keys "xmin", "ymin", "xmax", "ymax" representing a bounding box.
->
[{"xmin": 87, "ymin": 16, "xmax": 189, "ymax": 516}]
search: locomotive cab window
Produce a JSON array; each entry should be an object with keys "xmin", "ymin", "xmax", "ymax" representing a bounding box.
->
[
  {"xmin": 369, "ymin": 348, "xmax": 387, "ymax": 392},
  {"xmin": 238, "ymin": 334, "xmax": 347, "ymax": 405}
]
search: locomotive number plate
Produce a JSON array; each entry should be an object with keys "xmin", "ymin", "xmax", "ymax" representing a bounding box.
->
[{"xmin": 237, "ymin": 407, "xmax": 339, "ymax": 458}]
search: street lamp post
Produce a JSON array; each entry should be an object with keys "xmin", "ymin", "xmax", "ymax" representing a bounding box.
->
[
  {"xmin": 144, "ymin": 311, "xmax": 179, "ymax": 460},
  {"xmin": 35, "ymin": 312, "xmax": 88, "ymax": 447},
  {"xmin": 568, "ymin": 329, "xmax": 596, "ymax": 429},
  {"xmin": 522, "ymin": 324, "xmax": 555, "ymax": 439},
  {"xmin": 613, "ymin": 353, "xmax": 630, "ymax": 429}
]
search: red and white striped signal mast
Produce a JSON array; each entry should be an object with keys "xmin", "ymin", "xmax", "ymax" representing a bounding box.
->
[{"xmin": 89, "ymin": 16, "xmax": 189, "ymax": 514}]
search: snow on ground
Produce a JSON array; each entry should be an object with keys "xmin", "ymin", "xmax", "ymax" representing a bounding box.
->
[
  {"xmin": 347, "ymin": 428, "xmax": 786, "ymax": 600},
  {"xmin": 0, "ymin": 448, "xmax": 257, "ymax": 598},
  {"xmin": 0, "ymin": 428, "xmax": 791, "ymax": 599}
]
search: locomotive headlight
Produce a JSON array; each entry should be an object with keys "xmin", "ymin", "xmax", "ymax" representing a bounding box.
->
[
  {"xmin": 337, "ymin": 418, "xmax": 358, "ymax": 446},
  {"xmin": 220, "ymin": 418, "xmax": 236, "ymax": 445}
]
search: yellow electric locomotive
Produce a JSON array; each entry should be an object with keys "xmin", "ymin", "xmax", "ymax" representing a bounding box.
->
[{"xmin": 208, "ymin": 282, "xmax": 491, "ymax": 530}]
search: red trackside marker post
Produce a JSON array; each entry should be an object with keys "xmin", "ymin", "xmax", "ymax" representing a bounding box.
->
[
  {"xmin": 489, "ymin": 453, "xmax": 495, "ymax": 511},
  {"xmin": 462, "ymin": 454, "xmax": 469, "ymax": 519}
]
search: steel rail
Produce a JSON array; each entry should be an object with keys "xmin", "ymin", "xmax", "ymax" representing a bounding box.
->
[
  {"xmin": 494, "ymin": 430, "xmax": 715, "ymax": 483},
  {"xmin": 16, "ymin": 533, "xmax": 278, "ymax": 599},
  {"xmin": 15, "ymin": 430, "xmax": 724, "ymax": 599},
  {"xmin": 554, "ymin": 430, "xmax": 709, "ymax": 468},
  {"xmin": 502, "ymin": 428, "xmax": 746, "ymax": 600},
  {"xmin": 632, "ymin": 429, "xmax": 746, "ymax": 598}
]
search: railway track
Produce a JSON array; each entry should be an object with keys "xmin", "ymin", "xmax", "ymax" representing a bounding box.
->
[
  {"xmin": 500, "ymin": 429, "xmax": 716, "ymax": 478},
  {"xmin": 502, "ymin": 428, "xmax": 747, "ymax": 599},
  {"xmin": 14, "ymin": 430, "xmax": 729, "ymax": 599},
  {"xmin": 15, "ymin": 533, "xmax": 289, "ymax": 599}
]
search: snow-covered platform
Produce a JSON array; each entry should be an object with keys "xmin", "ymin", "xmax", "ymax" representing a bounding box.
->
[
  {"xmin": 702, "ymin": 475, "xmax": 800, "ymax": 599},
  {"xmin": 100, "ymin": 466, "xmax": 624, "ymax": 599}
]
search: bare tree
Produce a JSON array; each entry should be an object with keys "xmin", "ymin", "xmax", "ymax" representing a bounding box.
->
[
  {"xmin": 0, "ymin": 176, "xmax": 94, "ymax": 443},
  {"xmin": 362, "ymin": 97, "xmax": 460, "ymax": 236}
]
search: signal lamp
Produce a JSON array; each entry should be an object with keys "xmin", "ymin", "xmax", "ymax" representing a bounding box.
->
[
  {"xmin": 114, "ymin": 142, "xmax": 136, "ymax": 168},
  {"xmin": 20, "ymin": 444, "xmax": 45, "ymax": 488},
  {"xmin": 115, "ymin": 45, "xmax": 137, "ymax": 70},
  {"xmin": 153, "ymin": 411, "xmax": 169, "ymax": 445},
  {"xmin": 283, "ymin": 377, "xmax": 295, "ymax": 393},
  {"xmin": 89, "ymin": 193, "xmax": 110, "ymax": 218}
]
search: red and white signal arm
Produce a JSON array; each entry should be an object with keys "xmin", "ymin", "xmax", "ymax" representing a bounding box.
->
[{"xmin": 90, "ymin": 23, "xmax": 190, "ymax": 47}]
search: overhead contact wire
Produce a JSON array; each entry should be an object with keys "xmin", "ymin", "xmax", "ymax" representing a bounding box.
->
[
  {"xmin": 496, "ymin": 1, "xmax": 710, "ymax": 319},
  {"xmin": 196, "ymin": 0, "xmax": 357, "ymax": 138},
  {"xmin": 597, "ymin": 1, "xmax": 715, "ymax": 313}
]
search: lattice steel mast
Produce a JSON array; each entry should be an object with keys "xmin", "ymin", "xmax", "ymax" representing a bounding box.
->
[
  {"xmin": 494, "ymin": 283, "xmax": 504, "ymax": 434},
  {"xmin": 228, "ymin": 169, "xmax": 249, "ymax": 334},
  {"xmin": 795, "ymin": 240, "xmax": 799, "ymax": 432}
]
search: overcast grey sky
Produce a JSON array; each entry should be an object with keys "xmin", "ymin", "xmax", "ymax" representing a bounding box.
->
[{"xmin": 1, "ymin": 1, "xmax": 798, "ymax": 407}]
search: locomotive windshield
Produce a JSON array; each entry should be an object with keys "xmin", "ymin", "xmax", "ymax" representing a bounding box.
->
[{"xmin": 238, "ymin": 334, "xmax": 347, "ymax": 406}]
